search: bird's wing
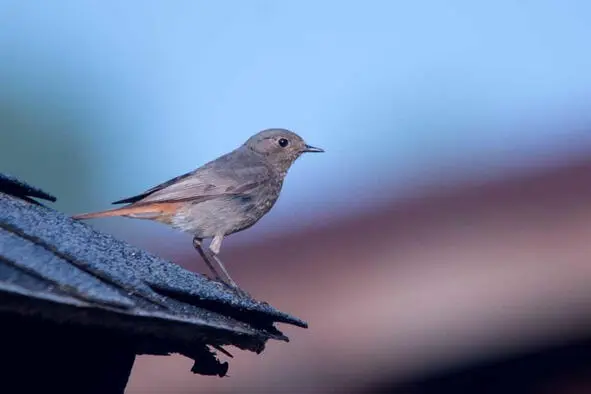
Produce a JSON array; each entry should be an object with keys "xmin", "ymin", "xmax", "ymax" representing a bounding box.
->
[
  {"xmin": 113, "ymin": 154, "xmax": 270, "ymax": 206},
  {"xmin": 111, "ymin": 170, "xmax": 196, "ymax": 204}
]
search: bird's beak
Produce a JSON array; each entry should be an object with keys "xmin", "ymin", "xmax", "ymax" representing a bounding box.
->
[{"xmin": 303, "ymin": 144, "xmax": 324, "ymax": 153}]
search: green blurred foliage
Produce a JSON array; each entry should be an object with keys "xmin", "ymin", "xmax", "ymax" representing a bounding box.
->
[{"xmin": 0, "ymin": 98, "xmax": 101, "ymax": 213}]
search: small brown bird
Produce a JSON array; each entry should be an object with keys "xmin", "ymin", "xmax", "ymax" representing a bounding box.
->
[{"xmin": 73, "ymin": 128, "xmax": 324, "ymax": 289}]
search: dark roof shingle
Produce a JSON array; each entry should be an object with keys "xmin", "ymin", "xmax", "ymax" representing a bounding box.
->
[{"xmin": 0, "ymin": 173, "xmax": 307, "ymax": 379}]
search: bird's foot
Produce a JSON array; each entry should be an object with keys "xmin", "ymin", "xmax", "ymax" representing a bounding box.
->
[
  {"xmin": 222, "ymin": 280, "xmax": 251, "ymax": 298},
  {"xmin": 200, "ymin": 273, "xmax": 249, "ymax": 297},
  {"xmin": 218, "ymin": 281, "xmax": 249, "ymax": 298}
]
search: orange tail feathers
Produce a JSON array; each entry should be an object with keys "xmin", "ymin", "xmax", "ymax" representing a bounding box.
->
[
  {"xmin": 72, "ymin": 203, "xmax": 181, "ymax": 221},
  {"xmin": 72, "ymin": 207, "xmax": 141, "ymax": 220}
]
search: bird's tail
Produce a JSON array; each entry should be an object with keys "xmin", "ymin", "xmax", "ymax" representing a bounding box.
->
[
  {"xmin": 72, "ymin": 202, "xmax": 179, "ymax": 221},
  {"xmin": 72, "ymin": 207, "xmax": 140, "ymax": 220}
]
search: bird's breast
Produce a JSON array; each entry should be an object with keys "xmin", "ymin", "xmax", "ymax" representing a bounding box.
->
[
  {"xmin": 172, "ymin": 180, "xmax": 282, "ymax": 238},
  {"xmin": 237, "ymin": 181, "xmax": 282, "ymax": 217}
]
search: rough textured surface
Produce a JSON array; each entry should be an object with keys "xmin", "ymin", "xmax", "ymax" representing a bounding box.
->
[{"xmin": 0, "ymin": 173, "xmax": 307, "ymax": 384}]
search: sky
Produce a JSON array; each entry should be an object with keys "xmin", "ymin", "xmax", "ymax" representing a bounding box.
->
[{"xmin": 2, "ymin": 0, "xmax": 591, "ymax": 235}]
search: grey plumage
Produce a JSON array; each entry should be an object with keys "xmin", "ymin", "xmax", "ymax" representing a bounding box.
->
[{"xmin": 73, "ymin": 128, "xmax": 324, "ymax": 290}]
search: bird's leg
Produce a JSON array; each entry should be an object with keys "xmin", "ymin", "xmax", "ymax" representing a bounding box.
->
[
  {"xmin": 192, "ymin": 237, "xmax": 225, "ymax": 283},
  {"xmin": 207, "ymin": 234, "xmax": 239, "ymax": 289},
  {"xmin": 209, "ymin": 234, "xmax": 223, "ymax": 255},
  {"xmin": 192, "ymin": 235, "xmax": 239, "ymax": 290}
]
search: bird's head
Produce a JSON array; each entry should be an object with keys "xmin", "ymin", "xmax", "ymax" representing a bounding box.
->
[{"xmin": 245, "ymin": 128, "xmax": 324, "ymax": 175}]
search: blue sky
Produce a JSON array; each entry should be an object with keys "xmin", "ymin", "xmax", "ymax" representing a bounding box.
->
[{"xmin": 2, "ymin": 0, "xmax": 591, "ymax": 235}]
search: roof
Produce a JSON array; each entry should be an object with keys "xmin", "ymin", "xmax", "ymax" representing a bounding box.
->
[{"xmin": 0, "ymin": 172, "xmax": 307, "ymax": 377}]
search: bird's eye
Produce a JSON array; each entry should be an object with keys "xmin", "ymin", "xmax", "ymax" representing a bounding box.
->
[{"xmin": 278, "ymin": 138, "xmax": 289, "ymax": 147}]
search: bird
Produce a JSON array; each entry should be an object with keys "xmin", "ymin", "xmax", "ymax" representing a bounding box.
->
[{"xmin": 72, "ymin": 128, "xmax": 324, "ymax": 290}]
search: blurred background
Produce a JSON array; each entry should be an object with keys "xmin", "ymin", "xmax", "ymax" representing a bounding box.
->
[{"xmin": 2, "ymin": 1, "xmax": 591, "ymax": 393}]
